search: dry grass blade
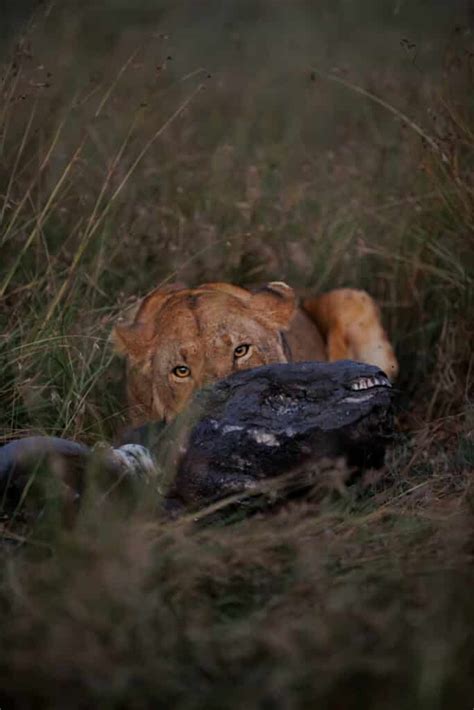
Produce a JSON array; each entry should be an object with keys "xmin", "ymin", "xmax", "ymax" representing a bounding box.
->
[
  {"xmin": 0, "ymin": 137, "xmax": 86, "ymax": 298},
  {"xmin": 40, "ymin": 82, "xmax": 204, "ymax": 327},
  {"xmin": 94, "ymin": 47, "xmax": 141, "ymax": 118},
  {"xmin": 311, "ymin": 67, "xmax": 449, "ymax": 162},
  {"xmin": 0, "ymin": 109, "xmax": 73, "ymax": 250},
  {"xmin": 0, "ymin": 100, "xmax": 37, "ymax": 227}
]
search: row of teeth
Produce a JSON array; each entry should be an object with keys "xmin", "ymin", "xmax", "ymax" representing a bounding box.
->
[{"xmin": 351, "ymin": 376, "xmax": 388, "ymax": 391}]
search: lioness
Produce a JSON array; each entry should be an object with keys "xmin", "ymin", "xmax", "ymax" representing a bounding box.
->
[{"xmin": 113, "ymin": 282, "xmax": 398, "ymax": 425}]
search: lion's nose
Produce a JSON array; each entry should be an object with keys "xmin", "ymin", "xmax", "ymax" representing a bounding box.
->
[
  {"xmin": 201, "ymin": 363, "xmax": 228, "ymax": 386},
  {"xmin": 201, "ymin": 350, "xmax": 230, "ymax": 386},
  {"xmin": 202, "ymin": 373, "xmax": 218, "ymax": 387}
]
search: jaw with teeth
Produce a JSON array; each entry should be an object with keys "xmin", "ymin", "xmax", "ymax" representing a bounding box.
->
[{"xmin": 350, "ymin": 375, "xmax": 391, "ymax": 391}]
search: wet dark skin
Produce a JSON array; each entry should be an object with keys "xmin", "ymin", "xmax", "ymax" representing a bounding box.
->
[{"xmin": 131, "ymin": 360, "xmax": 395, "ymax": 509}]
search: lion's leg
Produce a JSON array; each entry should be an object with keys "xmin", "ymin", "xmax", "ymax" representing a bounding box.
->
[
  {"xmin": 325, "ymin": 326, "xmax": 350, "ymax": 361},
  {"xmin": 302, "ymin": 289, "xmax": 399, "ymax": 380}
]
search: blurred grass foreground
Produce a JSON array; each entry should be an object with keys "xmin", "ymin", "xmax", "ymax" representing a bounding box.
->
[{"xmin": 0, "ymin": 1, "xmax": 473, "ymax": 708}]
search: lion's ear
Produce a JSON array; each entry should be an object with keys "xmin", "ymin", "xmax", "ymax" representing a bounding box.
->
[
  {"xmin": 112, "ymin": 282, "xmax": 186, "ymax": 360},
  {"xmin": 112, "ymin": 321, "xmax": 152, "ymax": 360},
  {"xmin": 250, "ymin": 281, "xmax": 297, "ymax": 330}
]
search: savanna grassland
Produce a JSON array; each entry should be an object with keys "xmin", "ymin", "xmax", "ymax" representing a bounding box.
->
[{"xmin": 0, "ymin": 2, "xmax": 473, "ymax": 708}]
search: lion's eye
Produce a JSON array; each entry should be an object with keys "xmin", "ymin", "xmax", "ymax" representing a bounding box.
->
[
  {"xmin": 234, "ymin": 343, "xmax": 251, "ymax": 359},
  {"xmin": 172, "ymin": 365, "xmax": 191, "ymax": 378}
]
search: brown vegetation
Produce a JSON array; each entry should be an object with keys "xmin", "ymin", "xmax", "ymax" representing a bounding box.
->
[{"xmin": 0, "ymin": 2, "xmax": 472, "ymax": 707}]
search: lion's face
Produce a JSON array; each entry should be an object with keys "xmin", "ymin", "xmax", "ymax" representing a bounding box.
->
[{"xmin": 113, "ymin": 282, "xmax": 296, "ymax": 423}]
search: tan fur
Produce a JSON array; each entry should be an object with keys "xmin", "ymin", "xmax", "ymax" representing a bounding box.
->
[
  {"xmin": 113, "ymin": 282, "xmax": 398, "ymax": 425},
  {"xmin": 302, "ymin": 289, "xmax": 399, "ymax": 379}
]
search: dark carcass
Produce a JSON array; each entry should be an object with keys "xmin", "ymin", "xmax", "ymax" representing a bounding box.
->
[
  {"xmin": 127, "ymin": 360, "xmax": 394, "ymax": 509},
  {"xmin": 0, "ymin": 360, "xmax": 394, "ymax": 515}
]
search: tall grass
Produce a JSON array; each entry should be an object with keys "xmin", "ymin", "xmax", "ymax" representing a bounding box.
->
[{"xmin": 0, "ymin": 3, "xmax": 473, "ymax": 707}]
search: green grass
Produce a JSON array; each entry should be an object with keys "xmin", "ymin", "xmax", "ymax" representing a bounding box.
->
[{"xmin": 0, "ymin": 2, "xmax": 473, "ymax": 708}]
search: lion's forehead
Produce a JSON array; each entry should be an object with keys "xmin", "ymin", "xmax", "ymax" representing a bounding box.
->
[
  {"xmin": 156, "ymin": 319, "xmax": 277, "ymax": 366},
  {"xmin": 149, "ymin": 293, "xmax": 285, "ymax": 371},
  {"xmin": 163, "ymin": 325, "xmax": 267, "ymax": 362},
  {"xmin": 157, "ymin": 295, "xmax": 274, "ymax": 343}
]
